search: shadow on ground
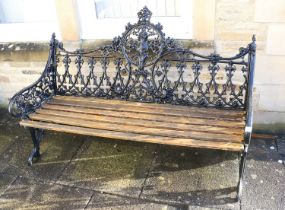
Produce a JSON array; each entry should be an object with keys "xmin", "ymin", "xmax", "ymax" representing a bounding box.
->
[{"xmin": 0, "ymin": 107, "xmax": 284, "ymax": 209}]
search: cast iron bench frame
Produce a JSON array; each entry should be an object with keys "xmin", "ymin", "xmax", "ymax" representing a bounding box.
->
[{"xmin": 8, "ymin": 7, "xmax": 256, "ymax": 201}]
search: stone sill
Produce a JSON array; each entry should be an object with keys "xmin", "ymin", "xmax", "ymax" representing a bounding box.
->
[
  {"xmin": 0, "ymin": 39, "xmax": 214, "ymax": 53},
  {"xmin": 0, "ymin": 42, "xmax": 50, "ymax": 52}
]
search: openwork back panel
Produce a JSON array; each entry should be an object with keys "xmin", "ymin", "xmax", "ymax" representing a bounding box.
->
[{"xmin": 55, "ymin": 7, "xmax": 252, "ymax": 109}]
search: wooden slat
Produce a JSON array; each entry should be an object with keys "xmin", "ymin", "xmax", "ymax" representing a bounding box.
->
[
  {"xmin": 36, "ymin": 108, "xmax": 244, "ymax": 135},
  {"xmin": 42, "ymin": 104, "xmax": 245, "ymax": 128},
  {"xmin": 50, "ymin": 98, "xmax": 245, "ymax": 121},
  {"xmin": 29, "ymin": 113, "xmax": 243, "ymax": 142},
  {"xmin": 54, "ymin": 96, "xmax": 245, "ymax": 117},
  {"xmin": 20, "ymin": 120, "xmax": 243, "ymax": 152}
]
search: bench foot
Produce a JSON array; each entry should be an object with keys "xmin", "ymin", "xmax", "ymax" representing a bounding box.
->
[
  {"xmin": 237, "ymin": 179, "xmax": 242, "ymax": 202},
  {"xmin": 27, "ymin": 128, "xmax": 44, "ymax": 166},
  {"xmin": 237, "ymin": 149, "xmax": 247, "ymax": 202}
]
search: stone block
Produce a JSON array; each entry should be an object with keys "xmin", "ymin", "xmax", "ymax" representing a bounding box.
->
[
  {"xmin": 255, "ymin": 0, "xmax": 285, "ymax": 23},
  {"xmin": 252, "ymin": 89, "xmax": 260, "ymax": 111},
  {"xmin": 215, "ymin": 40, "xmax": 265, "ymax": 55},
  {"xmin": 255, "ymin": 54, "xmax": 285, "ymax": 85},
  {"xmin": 254, "ymin": 110, "xmax": 285, "ymax": 125},
  {"xmin": 256, "ymin": 84, "xmax": 285, "ymax": 112},
  {"xmin": 216, "ymin": 32, "xmax": 257, "ymax": 41},
  {"xmin": 30, "ymin": 62, "xmax": 47, "ymax": 68},
  {"xmin": 55, "ymin": 0, "xmax": 80, "ymax": 41},
  {"xmin": 0, "ymin": 62, "xmax": 10, "ymax": 68},
  {"xmin": 215, "ymin": 22, "xmax": 267, "ymax": 42},
  {"xmin": 266, "ymin": 25, "xmax": 285, "ymax": 55},
  {"xmin": 216, "ymin": 0, "xmax": 254, "ymax": 22},
  {"xmin": 9, "ymin": 62, "xmax": 31, "ymax": 68},
  {"xmin": 192, "ymin": 0, "xmax": 215, "ymax": 40},
  {"xmin": 0, "ymin": 76, "xmax": 9, "ymax": 83}
]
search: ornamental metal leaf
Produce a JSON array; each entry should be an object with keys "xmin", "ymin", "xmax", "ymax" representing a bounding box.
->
[{"xmin": 9, "ymin": 7, "xmax": 256, "ymax": 119}]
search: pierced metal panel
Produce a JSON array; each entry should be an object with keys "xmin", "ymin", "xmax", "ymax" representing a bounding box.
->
[
  {"xmin": 55, "ymin": 7, "xmax": 254, "ymax": 109},
  {"xmin": 9, "ymin": 7, "xmax": 256, "ymax": 118}
]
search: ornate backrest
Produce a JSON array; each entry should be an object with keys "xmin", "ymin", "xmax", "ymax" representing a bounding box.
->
[{"xmin": 54, "ymin": 7, "xmax": 256, "ymax": 109}]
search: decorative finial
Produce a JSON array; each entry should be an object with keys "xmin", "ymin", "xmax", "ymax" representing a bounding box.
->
[
  {"xmin": 249, "ymin": 34, "xmax": 256, "ymax": 53},
  {"xmin": 50, "ymin": 32, "xmax": 56, "ymax": 46},
  {"xmin": 137, "ymin": 6, "xmax": 152, "ymax": 22}
]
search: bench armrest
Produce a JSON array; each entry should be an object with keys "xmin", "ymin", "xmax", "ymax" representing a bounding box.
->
[
  {"xmin": 244, "ymin": 36, "xmax": 256, "ymax": 146},
  {"xmin": 8, "ymin": 34, "xmax": 58, "ymax": 118}
]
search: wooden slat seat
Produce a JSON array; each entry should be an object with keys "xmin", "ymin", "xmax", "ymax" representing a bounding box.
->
[{"xmin": 20, "ymin": 96, "xmax": 245, "ymax": 152}]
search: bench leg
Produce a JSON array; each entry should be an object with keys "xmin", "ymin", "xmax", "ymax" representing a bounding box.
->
[
  {"xmin": 28, "ymin": 128, "xmax": 44, "ymax": 166},
  {"xmin": 237, "ymin": 149, "xmax": 247, "ymax": 201}
]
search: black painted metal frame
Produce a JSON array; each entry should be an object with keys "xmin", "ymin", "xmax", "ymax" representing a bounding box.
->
[{"xmin": 8, "ymin": 7, "xmax": 256, "ymax": 201}]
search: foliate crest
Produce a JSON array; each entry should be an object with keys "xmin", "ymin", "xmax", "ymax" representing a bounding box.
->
[{"xmin": 137, "ymin": 6, "xmax": 152, "ymax": 22}]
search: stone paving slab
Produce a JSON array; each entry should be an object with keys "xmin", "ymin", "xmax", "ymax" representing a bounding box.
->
[
  {"xmin": 0, "ymin": 134, "xmax": 14, "ymax": 157},
  {"xmin": 0, "ymin": 108, "xmax": 12, "ymax": 124},
  {"xmin": 0, "ymin": 176, "xmax": 93, "ymax": 210},
  {"xmin": 141, "ymin": 146, "xmax": 239, "ymax": 209},
  {"xmin": 0, "ymin": 121, "xmax": 26, "ymax": 173},
  {"xmin": 250, "ymin": 137, "xmax": 278, "ymax": 153},
  {"xmin": 57, "ymin": 138, "xmax": 156, "ymax": 198},
  {"xmin": 0, "ymin": 108, "xmax": 285, "ymax": 209},
  {"xmin": 248, "ymin": 139, "xmax": 281, "ymax": 161},
  {"xmin": 86, "ymin": 193, "xmax": 179, "ymax": 210},
  {"xmin": 0, "ymin": 124, "xmax": 23, "ymax": 156},
  {"xmin": 242, "ymin": 139, "xmax": 285, "ymax": 210},
  {"xmin": 276, "ymin": 137, "xmax": 285, "ymax": 155},
  {"xmin": 0, "ymin": 131, "xmax": 86, "ymax": 182},
  {"xmin": 0, "ymin": 173, "xmax": 17, "ymax": 196}
]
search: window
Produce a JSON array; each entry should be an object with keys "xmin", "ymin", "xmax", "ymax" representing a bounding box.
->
[
  {"xmin": 0, "ymin": 0, "xmax": 60, "ymax": 42},
  {"xmin": 77, "ymin": 0, "xmax": 193, "ymax": 39}
]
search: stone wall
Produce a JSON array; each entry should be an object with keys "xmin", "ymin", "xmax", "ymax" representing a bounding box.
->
[
  {"xmin": 0, "ymin": 43, "xmax": 49, "ymax": 105},
  {"xmin": 0, "ymin": 0, "xmax": 284, "ymax": 133},
  {"xmin": 214, "ymin": 0, "xmax": 285, "ymax": 133}
]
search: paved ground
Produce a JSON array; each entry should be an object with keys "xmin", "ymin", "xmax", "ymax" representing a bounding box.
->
[{"xmin": 0, "ymin": 108, "xmax": 284, "ymax": 210}]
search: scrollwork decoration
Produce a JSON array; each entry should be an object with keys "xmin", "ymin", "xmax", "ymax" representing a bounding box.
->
[
  {"xmin": 8, "ymin": 34, "xmax": 58, "ymax": 118},
  {"xmin": 9, "ymin": 7, "xmax": 256, "ymax": 119}
]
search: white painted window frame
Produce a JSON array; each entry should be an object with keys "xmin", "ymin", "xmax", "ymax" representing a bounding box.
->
[{"xmin": 77, "ymin": 0, "xmax": 193, "ymax": 40}]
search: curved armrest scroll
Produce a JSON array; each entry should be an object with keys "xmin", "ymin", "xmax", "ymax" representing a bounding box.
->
[
  {"xmin": 8, "ymin": 64, "xmax": 55, "ymax": 118},
  {"xmin": 8, "ymin": 33, "xmax": 58, "ymax": 118}
]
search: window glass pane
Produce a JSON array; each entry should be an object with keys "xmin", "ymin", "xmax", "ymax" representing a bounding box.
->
[
  {"xmin": 0, "ymin": 0, "xmax": 57, "ymax": 23},
  {"xmin": 94, "ymin": 0, "xmax": 180, "ymax": 19},
  {"xmin": 77, "ymin": 0, "xmax": 192, "ymax": 39}
]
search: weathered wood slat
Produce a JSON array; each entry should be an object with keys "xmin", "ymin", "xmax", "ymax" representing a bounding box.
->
[
  {"xmin": 29, "ymin": 113, "xmax": 243, "ymax": 142},
  {"xmin": 50, "ymin": 98, "xmax": 245, "ymax": 121},
  {"xmin": 36, "ymin": 108, "xmax": 244, "ymax": 135},
  {"xmin": 42, "ymin": 103, "xmax": 245, "ymax": 128},
  {"xmin": 54, "ymin": 96, "xmax": 245, "ymax": 117},
  {"xmin": 20, "ymin": 120, "xmax": 244, "ymax": 152}
]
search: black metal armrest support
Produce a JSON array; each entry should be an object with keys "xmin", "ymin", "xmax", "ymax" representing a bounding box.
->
[
  {"xmin": 8, "ymin": 34, "xmax": 58, "ymax": 118},
  {"xmin": 244, "ymin": 36, "xmax": 256, "ymax": 148},
  {"xmin": 237, "ymin": 36, "xmax": 256, "ymax": 201}
]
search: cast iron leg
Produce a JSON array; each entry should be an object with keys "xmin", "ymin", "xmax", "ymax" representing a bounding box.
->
[
  {"xmin": 28, "ymin": 128, "xmax": 44, "ymax": 166},
  {"xmin": 237, "ymin": 147, "xmax": 248, "ymax": 201}
]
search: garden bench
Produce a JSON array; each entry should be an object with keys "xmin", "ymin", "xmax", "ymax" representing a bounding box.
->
[{"xmin": 8, "ymin": 7, "xmax": 256, "ymax": 201}]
